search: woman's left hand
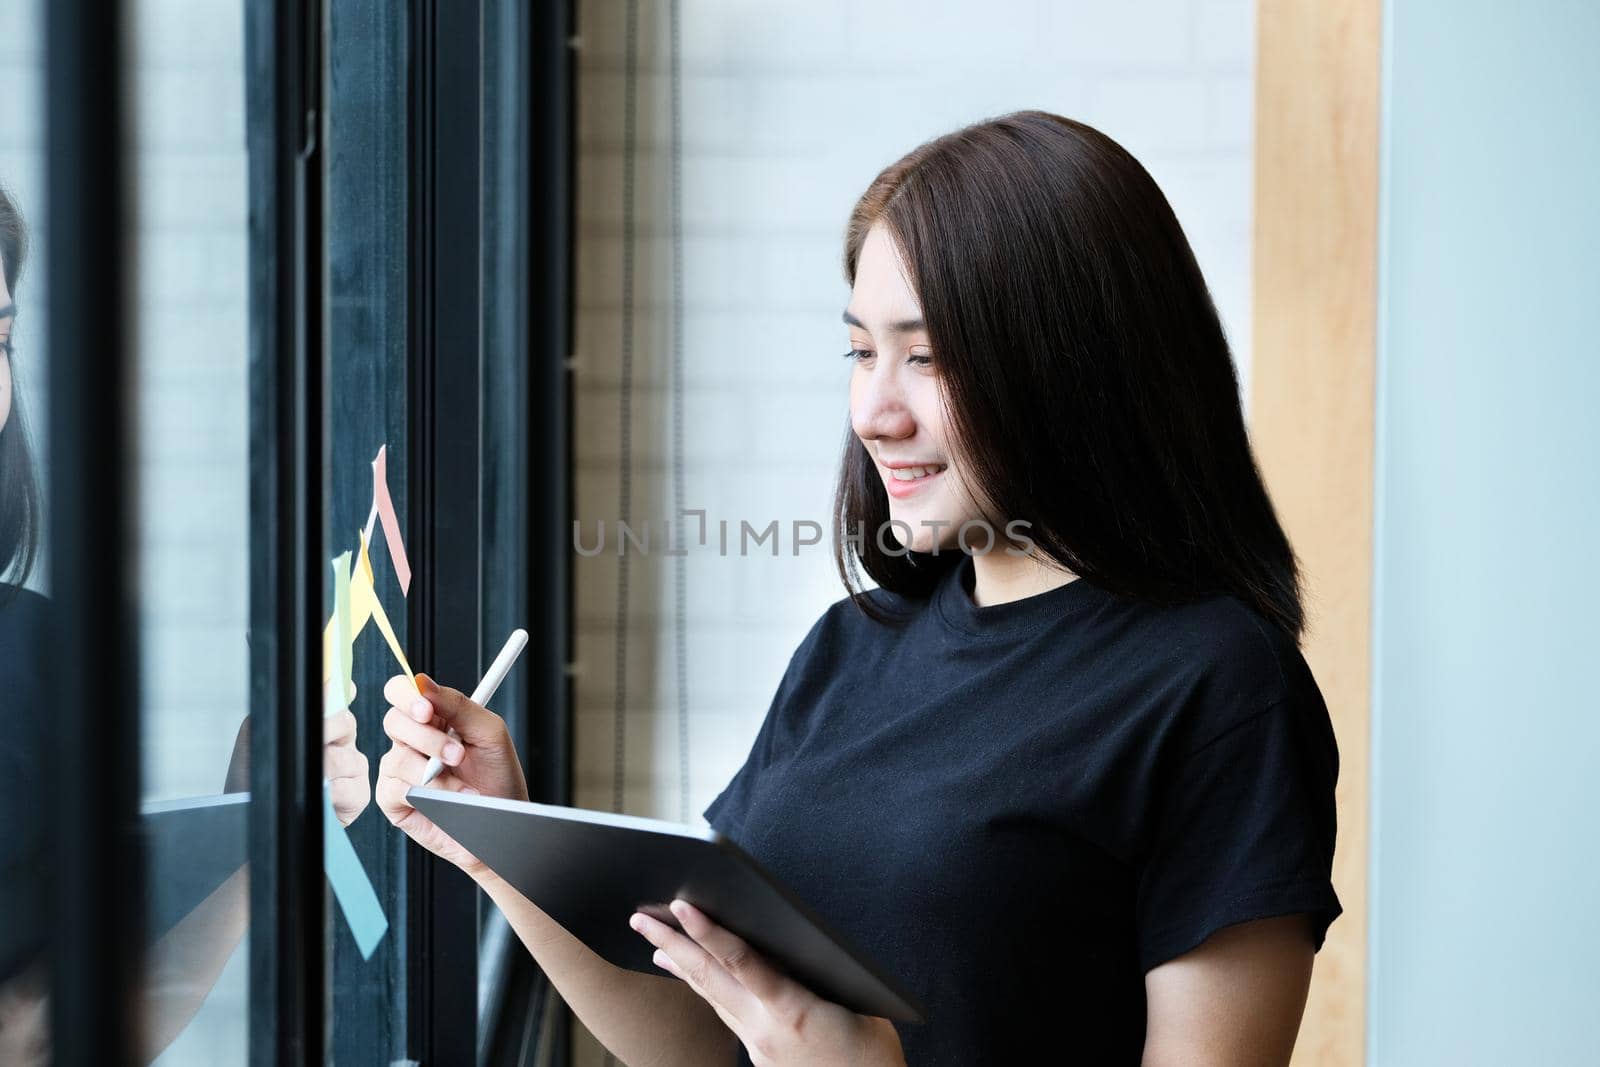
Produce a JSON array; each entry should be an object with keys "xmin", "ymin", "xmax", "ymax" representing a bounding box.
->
[{"xmin": 629, "ymin": 899, "xmax": 907, "ymax": 1067}]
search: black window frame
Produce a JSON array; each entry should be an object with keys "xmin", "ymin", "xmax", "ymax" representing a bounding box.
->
[
  {"xmin": 405, "ymin": 1, "xmax": 486, "ymax": 1060},
  {"xmin": 46, "ymin": 0, "xmax": 145, "ymax": 1061},
  {"xmin": 244, "ymin": 0, "xmax": 329, "ymax": 1059},
  {"xmin": 407, "ymin": 1, "xmax": 576, "ymax": 1062},
  {"xmin": 475, "ymin": 0, "xmax": 577, "ymax": 1062}
]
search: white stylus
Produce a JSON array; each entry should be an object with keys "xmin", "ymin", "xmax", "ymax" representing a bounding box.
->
[{"xmin": 418, "ymin": 628, "xmax": 529, "ymax": 786}]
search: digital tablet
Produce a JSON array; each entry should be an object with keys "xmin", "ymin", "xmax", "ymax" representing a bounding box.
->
[
  {"xmin": 1, "ymin": 793, "xmax": 249, "ymax": 977},
  {"xmin": 406, "ymin": 787, "xmax": 926, "ymax": 1023},
  {"xmin": 142, "ymin": 792, "xmax": 250, "ymax": 939}
]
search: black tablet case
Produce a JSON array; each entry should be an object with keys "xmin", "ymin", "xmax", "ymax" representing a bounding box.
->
[{"xmin": 407, "ymin": 788, "xmax": 926, "ymax": 1023}]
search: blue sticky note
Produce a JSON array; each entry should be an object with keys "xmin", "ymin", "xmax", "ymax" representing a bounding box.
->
[{"xmin": 324, "ymin": 785, "xmax": 388, "ymax": 959}]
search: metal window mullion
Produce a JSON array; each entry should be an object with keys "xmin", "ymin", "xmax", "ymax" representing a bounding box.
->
[
  {"xmin": 46, "ymin": 2, "xmax": 141, "ymax": 1061},
  {"xmin": 407, "ymin": 1, "xmax": 485, "ymax": 1063},
  {"xmin": 477, "ymin": 0, "xmax": 578, "ymax": 1059},
  {"xmin": 245, "ymin": 0, "xmax": 327, "ymax": 1062}
]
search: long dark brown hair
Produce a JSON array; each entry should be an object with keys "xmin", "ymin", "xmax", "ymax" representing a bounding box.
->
[
  {"xmin": 1, "ymin": 183, "xmax": 41, "ymax": 592},
  {"xmin": 832, "ymin": 110, "xmax": 1305, "ymax": 642}
]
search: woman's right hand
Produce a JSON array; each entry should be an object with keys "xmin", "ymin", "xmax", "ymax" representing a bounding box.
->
[{"xmin": 376, "ymin": 672, "xmax": 530, "ymax": 880}]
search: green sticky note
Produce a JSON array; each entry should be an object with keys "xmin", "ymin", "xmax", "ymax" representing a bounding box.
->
[{"xmin": 325, "ymin": 552, "xmax": 352, "ymax": 719}]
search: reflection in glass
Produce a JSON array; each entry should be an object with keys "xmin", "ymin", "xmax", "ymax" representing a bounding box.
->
[
  {"xmin": 1, "ymin": 5, "xmax": 52, "ymax": 1058},
  {"xmin": 0, "ymin": 175, "xmax": 50, "ymax": 1067},
  {"xmin": 129, "ymin": 0, "xmax": 254, "ymax": 1061}
]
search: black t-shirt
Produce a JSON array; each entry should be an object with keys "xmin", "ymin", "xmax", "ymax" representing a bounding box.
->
[
  {"xmin": 0, "ymin": 586, "xmax": 51, "ymax": 981},
  {"xmin": 703, "ymin": 554, "xmax": 1341, "ymax": 1065}
]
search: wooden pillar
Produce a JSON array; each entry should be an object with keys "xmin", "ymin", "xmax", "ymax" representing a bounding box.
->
[{"xmin": 1251, "ymin": 1, "xmax": 1381, "ymax": 1063}]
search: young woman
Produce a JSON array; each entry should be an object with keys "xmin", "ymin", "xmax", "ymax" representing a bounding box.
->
[{"xmin": 377, "ymin": 110, "xmax": 1341, "ymax": 1066}]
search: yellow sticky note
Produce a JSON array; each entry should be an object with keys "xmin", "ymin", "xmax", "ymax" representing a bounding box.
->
[
  {"xmin": 357, "ymin": 529, "xmax": 376, "ymax": 589},
  {"xmin": 353, "ymin": 528, "xmax": 415, "ymax": 690},
  {"xmin": 367, "ymin": 584, "xmax": 417, "ymax": 692},
  {"xmin": 323, "ymin": 531, "xmax": 381, "ymax": 684},
  {"xmin": 349, "ymin": 531, "xmax": 378, "ymax": 637}
]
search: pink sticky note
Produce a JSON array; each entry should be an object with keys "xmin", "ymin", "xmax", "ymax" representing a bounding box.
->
[{"xmin": 372, "ymin": 445, "xmax": 412, "ymax": 596}]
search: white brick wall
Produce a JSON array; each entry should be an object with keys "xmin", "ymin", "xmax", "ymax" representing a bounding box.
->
[{"xmin": 570, "ymin": 1, "xmax": 1254, "ymax": 1061}]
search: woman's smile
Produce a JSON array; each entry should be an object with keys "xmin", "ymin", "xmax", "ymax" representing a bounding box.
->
[{"xmin": 880, "ymin": 461, "xmax": 947, "ymax": 499}]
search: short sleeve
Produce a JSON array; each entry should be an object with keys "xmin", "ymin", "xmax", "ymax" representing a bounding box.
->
[
  {"xmin": 1135, "ymin": 698, "xmax": 1342, "ymax": 973},
  {"xmin": 0, "ymin": 591, "xmax": 52, "ymax": 981},
  {"xmin": 701, "ymin": 611, "xmax": 831, "ymax": 842},
  {"xmin": 702, "ymin": 699, "xmax": 780, "ymax": 844}
]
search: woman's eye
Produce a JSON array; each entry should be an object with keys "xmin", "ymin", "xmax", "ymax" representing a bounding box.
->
[{"xmin": 842, "ymin": 348, "xmax": 933, "ymax": 367}]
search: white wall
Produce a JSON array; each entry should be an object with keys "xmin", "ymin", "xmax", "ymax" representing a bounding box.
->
[
  {"xmin": 569, "ymin": 1, "xmax": 1256, "ymax": 1061},
  {"xmin": 570, "ymin": 0, "xmax": 1259, "ymax": 831}
]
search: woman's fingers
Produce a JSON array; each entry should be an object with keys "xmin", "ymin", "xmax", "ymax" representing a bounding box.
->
[
  {"xmin": 378, "ymin": 740, "xmax": 428, "ymax": 787},
  {"xmin": 328, "ymin": 767, "xmax": 371, "ymax": 826},
  {"xmin": 323, "ymin": 708, "xmax": 358, "ymax": 747},
  {"xmin": 629, "ymin": 908, "xmax": 760, "ymax": 1028},
  {"xmin": 377, "ymin": 739, "xmax": 474, "ymax": 794},
  {"xmin": 414, "ymin": 673, "xmax": 506, "ymax": 745},
  {"xmin": 321, "ymin": 709, "xmax": 371, "ymax": 828},
  {"xmin": 383, "ymin": 673, "xmax": 506, "ymax": 747},
  {"xmin": 383, "ymin": 673, "xmax": 424, "ymax": 714},
  {"xmin": 375, "ymin": 742, "xmax": 427, "ymax": 820},
  {"xmin": 666, "ymin": 900, "xmax": 795, "ymax": 1009},
  {"xmin": 323, "ymin": 738, "xmax": 367, "ymax": 781},
  {"xmin": 376, "ymin": 741, "xmax": 473, "ymax": 823},
  {"xmin": 382, "ymin": 706, "xmax": 463, "ymax": 765}
]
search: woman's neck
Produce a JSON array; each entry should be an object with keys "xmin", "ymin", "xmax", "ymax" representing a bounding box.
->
[{"xmin": 969, "ymin": 548, "xmax": 1077, "ymax": 607}]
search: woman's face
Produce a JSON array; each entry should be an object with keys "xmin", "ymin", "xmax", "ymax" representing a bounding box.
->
[
  {"xmin": 846, "ymin": 222, "xmax": 987, "ymax": 553},
  {"xmin": 0, "ymin": 259, "xmax": 13, "ymax": 435}
]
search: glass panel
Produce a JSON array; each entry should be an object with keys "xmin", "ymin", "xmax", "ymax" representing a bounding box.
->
[
  {"xmin": 127, "ymin": 0, "xmax": 252, "ymax": 1062},
  {"xmin": 483, "ymin": 0, "xmax": 530, "ymax": 779},
  {"xmin": 478, "ymin": 0, "xmax": 531, "ymax": 1044},
  {"xmin": 325, "ymin": 1, "xmax": 410, "ymax": 1060},
  {"xmin": 0, "ymin": 2, "xmax": 52, "ymax": 1061}
]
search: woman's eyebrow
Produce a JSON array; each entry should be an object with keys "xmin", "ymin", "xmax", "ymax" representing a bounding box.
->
[
  {"xmin": 0, "ymin": 302, "xmax": 15, "ymax": 321},
  {"xmin": 842, "ymin": 308, "xmax": 925, "ymax": 334}
]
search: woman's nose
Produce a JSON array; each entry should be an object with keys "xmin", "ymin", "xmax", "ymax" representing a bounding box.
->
[{"xmin": 851, "ymin": 365, "xmax": 916, "ymax": 441}]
